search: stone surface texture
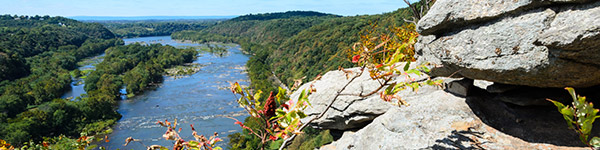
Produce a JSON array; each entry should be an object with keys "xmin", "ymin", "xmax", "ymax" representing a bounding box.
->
[
  {"xmin": 290, "ymin": 67, "xmax": 392, "ymax": 130},
  {"xmin": 284, "ymin": 0, "xmax": 600, "ymax": 149},
  {"xmin": 288, "ymin": 66, "xmax": 597, "ymax": 149},
  {"xmin": 310, "ymin": 75, "xmax": 597, "ymax": 149},
  {"xmin": 415, "ymin": 0, "xmax": 600, "ymax": 88}
]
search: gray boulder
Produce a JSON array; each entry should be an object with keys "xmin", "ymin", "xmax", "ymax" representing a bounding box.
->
[
  {"xmin": 416, "ymin": 0, "xmax": 600, "ymax": 88},
  {"xmin": 290, "ymin": 67, "xmax": 392, "ymax": 130},
  {"xmin": 418, "ymin": 0, "xmax": 595, "ymax": 35},
  {"xmin": 320, "ymin": 83, "xmax": 596, "ymax": 150}
]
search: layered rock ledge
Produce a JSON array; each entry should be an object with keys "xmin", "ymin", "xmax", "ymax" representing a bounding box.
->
[{"xmin": 415, "ymin": 0, "xmax": 600, "ymax": 88}]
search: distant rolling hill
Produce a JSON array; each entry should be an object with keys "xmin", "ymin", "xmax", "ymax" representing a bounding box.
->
[{"xmin": 68, "ymin": 16, "xmax": 237, "ymax": 22}]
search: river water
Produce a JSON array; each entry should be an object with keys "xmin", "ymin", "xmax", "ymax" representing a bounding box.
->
[
  {"xmin": 61, "ymin": 53, "xmax": 105, "ymax": 100},
  {"xmin": 77, "ymin": 36, "xmax": 251, "ymax": 149}
]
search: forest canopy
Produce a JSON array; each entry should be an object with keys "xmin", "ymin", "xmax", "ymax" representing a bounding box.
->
[
  {"xmin": 0, "ymin": 15, "xmax": 197, "ymax": 146},
  {"xmin": 99, "ymin": 20, "xmax": 222, "ymax": 38}
]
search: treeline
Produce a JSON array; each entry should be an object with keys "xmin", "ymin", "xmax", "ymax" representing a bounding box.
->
[
  {"xmin": 172, "ymin": 16, "xmax": 337, "ymax": 45},
  {"xmin": 0, "ymin": 15, "xmax": 122, "ymax": 144},
  {"xmin": 229, "ymin": 11, "xmax": 338, "ymax": 21},
  {"xmin": 101, "ymin": 21, "xmax": 219, "ymax": 38}
]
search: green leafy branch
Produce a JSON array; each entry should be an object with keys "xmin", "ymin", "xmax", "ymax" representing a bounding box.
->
[
  {"xmin": 278, "ymin": 23, "xmax": 442, "ymax": 149},
  {"xmin": 548, "ymin": 87, "xmax": 600, "ymax": 149},
  {"xmin": 229, "ymin": 82, "xmax": 313, "ymax": 150}
]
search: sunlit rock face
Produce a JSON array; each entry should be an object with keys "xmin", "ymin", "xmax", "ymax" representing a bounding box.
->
[{"xmin": 416, "ymin": 0, "xmax": 600, "ymax": 88}]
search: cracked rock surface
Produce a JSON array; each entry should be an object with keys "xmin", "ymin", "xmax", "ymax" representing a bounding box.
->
[
  {"xmin": 320, "ymin": 83, "xmax": 598, "ymax": 150},
  {"xmin": 416, "ymin": 0, "xmax": 600, "ymax": 88},
  {"xmin": 293, "ymin": 67, "xmax": 597, "ymax": 149},
  {"xmin": 291, "ymin": 67, "xmax": 392, "ymax": 130}
]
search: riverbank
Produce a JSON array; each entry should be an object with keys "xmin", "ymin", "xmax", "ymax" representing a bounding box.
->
[{"xmin": 97, "ymin": 36, "xmax": 251, "ymax": 149}]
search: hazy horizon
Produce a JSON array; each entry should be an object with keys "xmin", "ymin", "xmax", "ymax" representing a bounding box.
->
[{"xmin": 0, "ymin": 0, "xmax": 410, "ymax": 17}]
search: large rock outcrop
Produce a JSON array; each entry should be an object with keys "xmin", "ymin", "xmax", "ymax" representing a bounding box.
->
[
  {"xmin": 415, "ymin": 0, "xmax": 600, "ymax": 88},
  {"xmin": 290, "ymin": 66, "xmax": 598, "ymax": 149},
  {"xmin": 287, "ymin": 1, "xmax": 600, "ymax": 149},
  {"xmin": 319, "ymin": 81, "xmax": 597, "ymax": 150},
  {"xmin": 291, "ymin": 68, "xmax": 393, "ymax": 130}
]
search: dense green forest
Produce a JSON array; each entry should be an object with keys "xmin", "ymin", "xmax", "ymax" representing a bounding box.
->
[
  {"xmin": 0, "ymin": 15, "xmax": 115, "ymax": 81},
  {"xmin": 172, "ymin": 9, "xmax": 414, "ymax": 93},
  {"xmin": 84, "ymin": 44, "xmax": 197, "ymax": 96},
  {"xmin": 0, "ymin": 15, "xmax": 197, "ymax": 146},
  {"xmin": 0, "ymin": 14, "xmax": 120, "ymax": 144},
  {"xmin": 100, "ymin": 20, "xmax": 221, "ymax": 38},
  {"xmin": 172, "ymin": 8, "xmax": 417, "ymax": 149}
]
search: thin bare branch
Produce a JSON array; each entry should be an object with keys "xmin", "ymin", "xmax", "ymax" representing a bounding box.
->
[
  {"xmin": 338, "ymin": 76, "xmax": 430, "ymax": 97},
  {"xmin": 403, "ymin": 18, "xmax": 417, "ymax": 25},
  {"xmin": 279, "ymin": 66, "xmax": 366, "ymax": 150},
  {"xmin": 225, "ymin": 116, "xmax": 262, "ymax": 138},
  {"xmin": 358, "ymin": 77, "xmax": 393, "ymax": 97}
]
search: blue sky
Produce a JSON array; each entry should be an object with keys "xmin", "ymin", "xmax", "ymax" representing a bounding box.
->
[{"xmin": 0, "ymin": 0, "xmax": 410, "ymax": 17}]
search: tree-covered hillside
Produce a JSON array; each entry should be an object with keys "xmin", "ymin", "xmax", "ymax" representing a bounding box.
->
[
  {"xmin": 101, "ymin": 20, "xmax": 220, "ymax": 38},
  {"xmin": 172, "ymin": 11, "xmax": 338, "ymax": 45},
  {"xmin": 0, "ymin": 15, "xmax": 116, "ymax": 81},
  {"xmin": 269, "ymin": 9, "xmax": 416, "ymax": 87},
  {"xmin": 230, "ymin": 11, "xmax": 338, "ymax": 21},
  {"xmin": 0, "ymin": 14, "xmax": 121, "ymax": 144},
  {"xmin": 172, "ymin": 9, "xmax": 414, "ymax": 93}
]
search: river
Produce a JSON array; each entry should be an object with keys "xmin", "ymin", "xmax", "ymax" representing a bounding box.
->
[
  {"xmin": 65, "ymin": 36, "xmax": 250, "ymax": 149},
  {"xmin": 61, "ymin": 53, "xmax": 105, "ymax": 100}
]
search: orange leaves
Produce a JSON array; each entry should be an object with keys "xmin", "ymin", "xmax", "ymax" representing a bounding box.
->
[
  {"xmin": 349, "ymin": 23, "xmax": 418, "ymax": 68},
  {"xmin": 144, "ymin": 118, "xmax": 223, "ymax": 150},
  {"xmin": 123, "ymin": 137, "xmax": 135, "ymax": 146},
  {"xmin": 75, "ymin": 136, "xmax": 92, "ymax": 146},
  {"xmin": 352, "ymin": 55, "xmax": 361, "ymax": 63},
  {"xmin": 157, "ymin": 120, "xmax": 167, "ymax": 127},
  {"xmin": 229, "ymin": 81, "xmax": 313, "ymax": 147},
  {"xmin": 269, "ymin": 135, "xmax": 278, "ymax": 141},
  {"xmin": 232, "ymin": 118, "xmax": 252, "ymax": 131},
  {"xmin": 346, "ymin": 22, "xmax": 440, "ymax": 105},
  {"xmin": 0, "ymin": 139, "xmax": 12, "ymax": 150}
]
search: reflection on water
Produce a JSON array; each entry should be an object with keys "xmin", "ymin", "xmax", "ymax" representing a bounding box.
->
[{"xmin": 99, "ymin": 36, "xmax": 250, "ymax": 149}]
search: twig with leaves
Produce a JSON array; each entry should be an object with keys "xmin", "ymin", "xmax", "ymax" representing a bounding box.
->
[
  {"xmin": 548, "ymin": 88, "xmax": 600, "ymax": 150},
  {"xmin": 275, "ymin": 23, "xmax": 442, "ymax": 149}
]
